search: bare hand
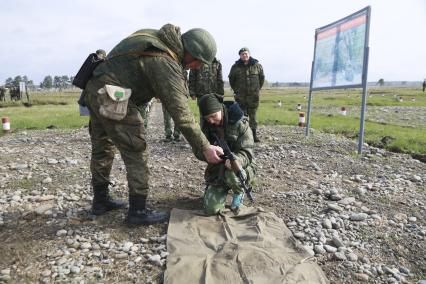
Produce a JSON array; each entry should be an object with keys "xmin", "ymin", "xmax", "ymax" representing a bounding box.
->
[
  {"xmin": 191, "ymin": 96, "xmax": 196, "ymax": 100},
  {"xmin": 203, "ymin": 145, "xmax": 223, "ymax": 164}
]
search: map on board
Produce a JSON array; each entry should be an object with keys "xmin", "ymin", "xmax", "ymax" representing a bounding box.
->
[{"xmin": 312, "ymin": 8, "xmax": 369, "ymax": 89}]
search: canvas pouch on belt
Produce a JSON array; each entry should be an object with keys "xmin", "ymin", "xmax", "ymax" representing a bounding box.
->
[{"xmin": 97, "ymin": 84, "xmax": 132, "ymax": 121}]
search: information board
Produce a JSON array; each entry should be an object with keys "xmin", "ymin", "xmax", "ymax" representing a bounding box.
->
[{"xmin": 312, "ymin": 7, "xmax": 370, "ymax": 90}]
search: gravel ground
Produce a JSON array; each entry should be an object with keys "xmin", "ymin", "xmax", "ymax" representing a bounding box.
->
[{"xmin": 0, "ymin": 102, "xmax": 425, "ymax": 283}]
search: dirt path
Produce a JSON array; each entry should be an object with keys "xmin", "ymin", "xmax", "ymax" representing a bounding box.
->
[{"xmin": 0, "ymin": 102, "xmax": 425, "ymax": 283}]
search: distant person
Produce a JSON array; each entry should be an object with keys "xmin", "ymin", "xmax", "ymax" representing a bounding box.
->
[
  {"xmin": 161, "ymin": 102, "xmax": 181, "ymax": 142},
  {"xmin": 95, "ymin": 49, "xmax": 107, "ymax": 60},
  {"xmin": 25, "ymin": 85, "xmax": 30, "ymax": 102},
  {"xmin": 195, "ymin": 94, "xmax": 256, "ymax": 215},
  {"xmin": 139, "ymin": 99, "xmax": 152, "ymax": 129},
  {"xmin": 228, "ymin": 47, "xmax": 265, "ymax": 142},
  {"xmin": 83, "ymin": 24, "xmax": 223, "ymax": 225},
  {"xmin": 77, "ymin": 48, "xmax": 107, "ymax": 108},
  {"xmin": 423, "ymin": 79, "xmax": 426, "ymax": 92},
  {"xmin": 0, "ymin": 87, "xmax": 5, "ymax": 101},
  {"xmin": 188, "ymin": 57, "xmax": 224, "ymax": 103}
]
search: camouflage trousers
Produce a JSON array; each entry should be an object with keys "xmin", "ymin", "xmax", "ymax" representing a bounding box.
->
[
  {"xmin": 140, "ymin": 99, "xmax": 154, "ymax": 129},
  {"xmin": 235, "ymin": 93, "xmax": 259, "ymax": 130},
  {"xmin": 85, "ymin": 80, "xmax": 150, "ymax": 197},
  {"xmin": 161, "ymin": 104, "xmax": 181, "ymax": 139},
  {"xmin": 203, "ymin": 165, "xmax": 255, "ymax": 215}
]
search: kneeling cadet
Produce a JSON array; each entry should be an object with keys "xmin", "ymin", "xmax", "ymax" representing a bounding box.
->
[{"xmin": 195, "ymin": 94, "xmax": 256, "ymax": 215}]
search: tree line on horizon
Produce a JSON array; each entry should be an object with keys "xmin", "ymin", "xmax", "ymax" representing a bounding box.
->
[{"xmin": 3, "ymin": 75, "xmax": 76, "ymax": 91}]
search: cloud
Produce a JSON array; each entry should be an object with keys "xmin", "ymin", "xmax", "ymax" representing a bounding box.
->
[{"xmin": 1, "ymin": 0, "xmax": 425, "ymax": 84}]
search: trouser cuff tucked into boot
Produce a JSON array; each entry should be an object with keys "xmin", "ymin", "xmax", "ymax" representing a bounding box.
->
[
  {"xmin": 127, "ymin": 195, "xmax": 169, "ymax": 225},
  {"xmin": 92, "ymin": 184, "xmax": 126, "ymax": 216}
]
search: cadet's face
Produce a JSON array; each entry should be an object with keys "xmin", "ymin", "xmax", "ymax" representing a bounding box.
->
[
  {"xmin": 204, "ymin": 110, "xmax": 223, "ymax": 126},
  {"xmin": 183, "ymin": 51, "xmax": 203, "ymax": 70},
  {"xmin": 239, "ymin": 51, "xmax": 250, "ymax": 62}
]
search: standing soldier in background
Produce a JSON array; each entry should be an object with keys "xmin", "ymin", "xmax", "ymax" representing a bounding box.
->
[
  {"xmin": 83, "ymin": 24, "xmax": 223, "ymax": 226},
  {"xmin": 96, "ymin": 49, "xmax": 107, "ymax": 60},
  {"xmin": 423, "ymin": 79, "xmax": 426, "ymax": 92},
  {"xmin": 228, "ymin": 47, "xmax": 264, "ymax": 142},
  {"xmin": 0, "ymin": 87, "xmax": 6, "ymax": 101},
  {"xmin": 188, "ymin": 57, "xmax": 224, "ymax": 104},
  {"xmin": 161, "ymin": 102, "xmax": 182, "ymax": 142}
]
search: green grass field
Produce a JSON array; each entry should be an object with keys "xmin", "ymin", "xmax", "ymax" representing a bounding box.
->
[{"xmin": 1, "ymin": 87, "xmax": 425, "ymax": 157}]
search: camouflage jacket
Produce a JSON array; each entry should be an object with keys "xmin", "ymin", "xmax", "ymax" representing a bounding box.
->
[
  {"xmin": 188, "ymin": 58, "xmax": 224, "ymax": 98},
  {"xmin": 85, "ymin": 24, "xmax": 210, "ymax": 153},
  {"xmin": 195, "ymin": 101, "xmax": 254, "ymax": 184},
  {"xmin": 228, "ymin": 57, "xmax": 265, "ymax": 95}
]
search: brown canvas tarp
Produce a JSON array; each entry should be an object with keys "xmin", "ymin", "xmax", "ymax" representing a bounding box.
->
[{"xmin": 165, "ymin": 207, "xmax": 329, "ymax": 284}]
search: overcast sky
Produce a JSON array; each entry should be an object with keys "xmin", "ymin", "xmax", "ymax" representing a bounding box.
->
[{"xmin": 1, "ymin": 0, "xmax": 425, "ymax": 85}]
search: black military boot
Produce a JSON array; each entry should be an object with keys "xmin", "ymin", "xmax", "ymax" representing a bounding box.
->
[
  {"xmin": 252, "ymin": 128, "xmax": 260, "ymax": 143},
  {"xmin": 127, "ymin": 195, "xmax": 169, "ymax": 225},
  {"xmin": 92, "ymin": 184, "xmax": 126, "ymax": 216}
]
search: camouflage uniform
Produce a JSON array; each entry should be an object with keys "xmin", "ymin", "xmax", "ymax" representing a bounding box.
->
[
  {"xmin": 188, "ymin": 58, "xmax": 224, "ymax": 102},
  {"xmin": 84, "ymin": 24, "xmax": 211, "ymax": 198},
  {"xmin": 162, "ymin": 103, "xmax": 181, "ymax": 140},
  {"xmin": 195, "ymin": 101, "xmax": 255, "ymax": 215},
  {"xmin": 139, "ymin": 101, "xmax": 150, "ymax": 129},
  {"xmin": 228, "ymin": 57, "xmax": 265, "ymax": 131}
]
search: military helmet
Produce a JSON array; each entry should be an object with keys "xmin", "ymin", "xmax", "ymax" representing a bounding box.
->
[{"xmin": 182, "ymin": 28, "xmax": 217, "ymax": 64}]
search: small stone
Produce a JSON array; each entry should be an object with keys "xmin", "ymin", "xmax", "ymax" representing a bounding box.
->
[
  {"xmin": 334, "ymin": 252, "xmax": 347, "ymax": 261},
  {"xmin": 115, "ymin": 253, "xmax": 128, "ymax": 259},
  {"xmin": 34, "ymin": 204, "xmax": 54, "ymax": 215},
  {"xmin": 0, "ymin": 275, "xmax": 11, "ymax": 281},
  {"xmin": 347, "ymin": 253, "xmax": 358, "ymax": 261},
  {"xmin": 408, "ymin": 217, "xmax": 417, "ymax": 223},
  {"xmin": 399, "ymin": 266, "xmax": 410, "ymax": 274},
  {"xmin": 140, "ymin": 238, "xmax": 149, "ymax": 243},
  {"xmin": 122, "ymin": 242, "xmax": 134, "ymax": 252},
  {"xmin": 332, "ymin": 236, "xmax": 345, "ymax": 248},
  {"xmin": 47, "ymin": 159, "xmax": 58, "ymax": 164},
  {"xmin": 56, "ymin": 229, "xmax": 67, "ymax": 237},
  {"xmin": 11, "ymin": 195, "xmax": 21, "ymax": 202},
  {"xmin": 350, "ymin": 213, "xmax": 368, "ymax": 221},
  {"xmin": 80, "ymin": 242, "xmax": 92, "ymax": 249},
  {"xmin": 70, "ymin": 266, "xmax": 81, "ymax": 274},
  {"xmin": 327, "ymin": 203, "xmax": 343, "ymax": 212},
  {"xmin": 41, "ymin": 270, "xmax": 51, "ymax": 277},
  {"xmin": 42, "ymin": 177, "xmax": 52, "ymax": 184},
  {"xmin": 1, "ymin": 269, "xmax": 10, "ymax": 275},
  {"xmin": 330, "ymin": 194, "xmax": 342, "ymax": 201},
  {"xmin": 322, "ymin": 219, "xmax": 332, "ymax": 229},
  {"xmin": 393, "ymin": 213, "xmax": 407, "ymax": 221},
  {"xmin": 148, "ymin": 254, "xmax": 163, "ymax": 266},
  {"xmin": 355, "ymin": 273, "xmax": 369, "ymax": 281},
  {"xmin": 324, "ymin": 245, "xmax": 337, "ymax": 253},
  {"xmin": 314, "ymin": 245, "xmax": 326, "ymax": 254},
  {"xmin": 294, "ymin": 232, "xmax": 305, "ymax": 239},
  {"xmin": 160, "ymin": 251, "xmax": 169, "ymax": 258},
  {"xmin": 37, "ymin": 195, "xmax": 55, "ymax": 201}
]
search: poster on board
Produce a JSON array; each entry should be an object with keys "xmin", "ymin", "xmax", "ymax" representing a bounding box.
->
[{"xmin": 312, "ymin": 7, "xmax": 370, "ymax": 90}]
